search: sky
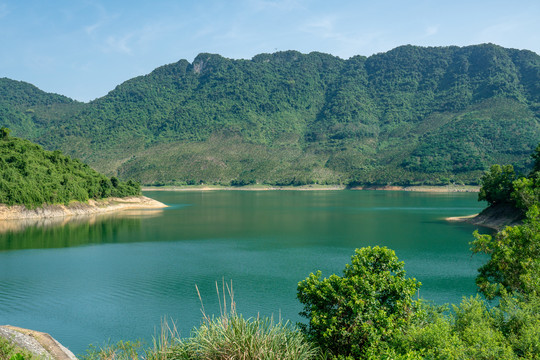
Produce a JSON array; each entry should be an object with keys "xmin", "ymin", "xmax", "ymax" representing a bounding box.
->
[{"xmin": 1, "ymin": 0, "xmax": 539, "ymax": 102}]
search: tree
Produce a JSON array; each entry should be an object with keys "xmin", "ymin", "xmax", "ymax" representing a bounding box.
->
[
  {"xmin": 478, "ymin": 164, "xmax": 517, "ymax": 206},
  {"xmin": 297, "ymin": 246, "xmax": 421, "ymax": 358},
  {"xmin": 471, "ymin": 206, "xmax": 540, "ymax": 299},
  {"xmin": 0, "ymin": 127, "xmax": 10, "ymax": 139},
  {"xmin": 111, "ymin": 176, "xmax": 119, "ymax": 188},
  {"xmin": 512, "ymin": 172, "xmax": 540, "ymax": 211}
]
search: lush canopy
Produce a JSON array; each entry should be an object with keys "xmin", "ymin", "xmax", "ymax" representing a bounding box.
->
[{"xmin": 0, "ymin": 131, "xmax": 140, "ymax": 208}]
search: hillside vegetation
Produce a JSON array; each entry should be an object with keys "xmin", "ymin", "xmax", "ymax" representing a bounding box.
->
[
  {"xmin": 0, "ymin": 128, "xmax": 140, "ymax": 208},
  {"xmin": 1, "ymin": 44, "xmax": 539, "ymax": 185}
]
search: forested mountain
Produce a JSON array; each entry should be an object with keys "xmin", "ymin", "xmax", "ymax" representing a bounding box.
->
[{"xmin": 2, "ymin": 44, "xmax": 539, "ymax": 186}]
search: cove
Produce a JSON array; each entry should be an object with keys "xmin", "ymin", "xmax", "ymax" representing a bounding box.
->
[{"xmin": 0, "ymin": 190, "xmax": 489, "ymax": 355}]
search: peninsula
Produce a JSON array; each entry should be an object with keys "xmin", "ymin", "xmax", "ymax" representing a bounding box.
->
[{"xmin": 0, "ymin": 128, "xmax": 166, "ymax": 220}]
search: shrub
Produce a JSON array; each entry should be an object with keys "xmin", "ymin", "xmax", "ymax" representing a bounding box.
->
[{"xmin": 297, "ymin": 246, "xmax": 421, "ymax": 358}]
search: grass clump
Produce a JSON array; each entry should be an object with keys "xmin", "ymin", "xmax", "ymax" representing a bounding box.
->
[
  {"xmin": 83, "ymin": 280, "xmax": 318, "ymax": 360},
  {"xmin": 159, "ymin": 282, "xmax": 318, "ymax": 360},
  {"xmin": 81, "ymin": 340, "xmax": 143, "ymax": 360},
  {"xmin": 166, "ymin": 315, "xmax": 317, "ymax": 360}
]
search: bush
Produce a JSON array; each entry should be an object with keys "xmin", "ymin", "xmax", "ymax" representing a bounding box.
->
[
  {"xmin": 297, "ymin": 246, "xmax": 421, "ymax": 358},
  {"xmin": 472, "ymin": 206, "xmax": 540, "ymax": 299}
]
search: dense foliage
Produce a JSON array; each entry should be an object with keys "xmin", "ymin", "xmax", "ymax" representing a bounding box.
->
[
  {"xmin": 478, "ymin": 164, "xmax": 517, "ymax": 206},
  {"xmin": 1, "ymin": 44, "xmax": 539, "ymax": 185},
  {"xmin": 297, "ymin": 247, "xmax": 420, "ymax": 358},
  {"xmin": 477, "ymin": 142, "xmax": 540, "ymax": 214},
  {"xmin": 297, "ymin": 244, "xmax": 540, "ymax": 359},
  {"xmin": 0, "ymin": 130, "xmax": 140, "ymax": 208},
  {"xmin": 472, "ymin": 207, "xmax": 540, "ymax": 299},
  {"xmin": 472, "ymin": 142, "xmax": 540, "ymax": 299}
]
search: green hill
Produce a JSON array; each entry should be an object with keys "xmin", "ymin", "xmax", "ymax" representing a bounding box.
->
[
  {"xmin": 2, "ymin": 44, "xmax": 540, "ymax": 186},
  {"xmin": 0, "ymin": 128, "xmax": 140, "ymax": 208}
]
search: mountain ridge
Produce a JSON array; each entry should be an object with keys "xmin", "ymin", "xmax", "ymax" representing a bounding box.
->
[{"xmin": 1, "ymin": 43, "xmax": 539, "ymax": 186}]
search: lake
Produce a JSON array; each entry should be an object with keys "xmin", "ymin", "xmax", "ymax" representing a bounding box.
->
[{"xmin": 0, "ymin": 190, "xmax": 489, "ymax": 355}]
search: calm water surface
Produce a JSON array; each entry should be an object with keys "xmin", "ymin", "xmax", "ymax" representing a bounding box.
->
[{"xmin": 0, "ymin": 190, "xmax": 489, "ymax": 354}]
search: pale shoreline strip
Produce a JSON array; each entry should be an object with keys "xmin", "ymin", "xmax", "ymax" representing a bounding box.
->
[
  {"xmin": 0, "ymin": 195, "xmax": 167, "ymax": 221},
  {"xmin": 142, "ymin": 184, "xmax": 480, "ymax": 193},
  {"xmin": 445, "ymin": 214, "xmax": 479, "ymax": 222}
]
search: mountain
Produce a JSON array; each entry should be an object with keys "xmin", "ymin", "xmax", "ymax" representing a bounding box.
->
[{"xmin": 1, "ymin": 44, "xmax": 539, "ymax": 186}]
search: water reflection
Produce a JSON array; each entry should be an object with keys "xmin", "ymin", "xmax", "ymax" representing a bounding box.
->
[{"xmin": 0, "ymin": 209, "xmax": 164, "ymax": 251}]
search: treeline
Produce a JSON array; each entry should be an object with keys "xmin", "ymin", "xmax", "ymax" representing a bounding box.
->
[
  {"xmin": 1, "ymin": 44, "xmax": 539, "ymax": 185},
  {"xmin": 0, "ymin": 128, "xmax": 140, "ymax": 208}
]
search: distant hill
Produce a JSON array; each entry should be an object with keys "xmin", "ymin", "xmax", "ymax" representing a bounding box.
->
[
  {"xmin": 1, "ymin": 44, "xmax": 539, "ymax": 186},
  {"xmin": 0, "ymin": 128, "xmax": 140, "ymax": 208}
]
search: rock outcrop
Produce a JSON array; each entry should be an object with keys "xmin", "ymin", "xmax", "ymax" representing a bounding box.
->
[{"xmin": 0, "ymin": 325, "xmax": 77, "ymax": 360}]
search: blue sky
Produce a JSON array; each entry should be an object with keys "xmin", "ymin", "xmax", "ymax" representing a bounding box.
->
[{"xmin": 1, "ymin": 0, "xmax": 539, "ymax": 102}]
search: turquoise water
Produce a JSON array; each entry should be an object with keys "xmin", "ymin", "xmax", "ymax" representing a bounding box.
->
[{"xmin": 0, "ymin": 190, "xmax": 489, "ymax": 355}]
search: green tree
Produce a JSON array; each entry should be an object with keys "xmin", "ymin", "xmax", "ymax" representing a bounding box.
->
[
  {"xmin": 478, "ymin": 164, "xmax": 517, "ymax": 206},
  {"xmin": 297, "ymin": 246, "xmax": 421, "ymax": 358},
  {"xmin": 512, "ymin": 172, "xmax": 540, "ymax": 211},
  {"xmin": 0, "ymin": 127, "xmax": 10, "ymax": 139},
  {"xmin": 471, "ymin": 206, "xmax": 540, "ymax": 299}
]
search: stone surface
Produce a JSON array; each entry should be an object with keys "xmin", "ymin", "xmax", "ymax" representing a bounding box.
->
[{"xmin": 0, "ymin": 325, "xmax": 78, "ymax": 360}]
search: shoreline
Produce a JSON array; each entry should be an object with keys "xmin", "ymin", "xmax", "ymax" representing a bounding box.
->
[
  {"xmin": 0, "ymin": 195, "xmax": 167, "ymax": 221},
  {"xmin": 142, "ymin": 184, "xmax": 480, "ymax": 193},
  {"xmin": 445, "ymin": 213, "xmax": 502, "ymax": 231},
  {"xmin": 446, "ymin": 214, "xmax": 479, "ymax": 222},
  {"xmin": 445, "ymin": 204, "xmax": 524, "ymax": 231}
]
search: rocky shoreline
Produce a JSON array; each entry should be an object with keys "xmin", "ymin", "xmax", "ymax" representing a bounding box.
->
[
  {"xmin": 0, "ymin": 196, "xmax": 167, "ymax": 221},
  {"xmin": 446, "ymin": 204, "xmax": 524, "ymax": 231}
]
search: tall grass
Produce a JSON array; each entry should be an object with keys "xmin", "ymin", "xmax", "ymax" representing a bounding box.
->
[
  {"xmin": 156, "ymin": 280, "xmax": 318, "ymax": 360},
  {"xmin": 82, "ymin": 280, "xmax": 319, "ymax": 360}
]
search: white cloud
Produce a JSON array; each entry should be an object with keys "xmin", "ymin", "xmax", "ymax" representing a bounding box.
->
[
  {"xmin": 104, "ymin": 34, "xmax": 134, "ymax": 54},
  {"xmin": 81, "ymin": 2, "xmax": 119, "ymax": 38},
  {"xmin": 85, "ymin": 21, "xmax": 102, "ymax": 35}
]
